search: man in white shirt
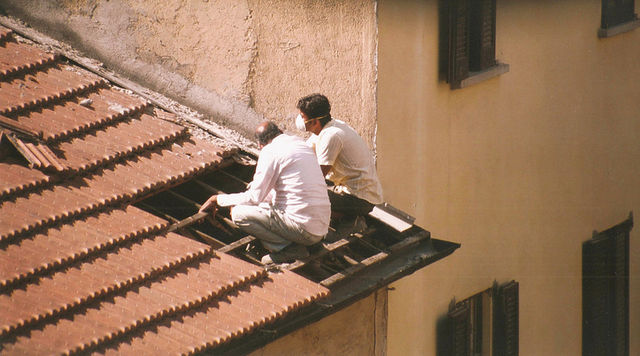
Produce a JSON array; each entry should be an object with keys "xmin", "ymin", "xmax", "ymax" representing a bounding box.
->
[
  {"xmin": 295, "ymin": 93, "xmax": 383, "ymax": 219},
  {"xmin": 199, "ymin": 121, "xmax": 330, "ymax": 264}
]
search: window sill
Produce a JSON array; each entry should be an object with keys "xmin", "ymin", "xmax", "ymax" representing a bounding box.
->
[
  {"xmin": 459, "ymin": 62, "xmax": 510, "ymax": 89},
  {"xmin": 598, "ymin": 18, "xmax": 640, "ymax": 38}
]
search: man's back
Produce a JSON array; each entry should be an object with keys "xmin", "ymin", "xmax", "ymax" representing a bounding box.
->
[
  {"xmin": 263, "ymin": 134, "xmax": 330, "ymax": 234},
  {"xmin": 311, "ymin": 119, "xmax": 383, "ymax": 205}
]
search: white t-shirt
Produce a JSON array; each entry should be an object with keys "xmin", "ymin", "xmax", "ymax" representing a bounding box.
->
[
  {"xmin": 217, "ymin": 134, "xmax": 330, "ymax": 236},
  {"xmin": 307, "ymin": 119, "xmax": 383, "ymax": 205}
]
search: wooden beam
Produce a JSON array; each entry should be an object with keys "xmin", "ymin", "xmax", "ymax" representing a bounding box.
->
[
  {"xmin": 187, "ymin": 228, "xmax": 226, "ymax": 249},
  {"xmin": 318, "ymin": 230, "xmax": 430, "ymax": 287},
  {"xmin": 167, "ymin": 211, "xmax": 208, "ymax": 232},
  {"xmin": 320, "ymin": 251, "xmax": 389, "ymax": 287},
  {"xmin": 218, "ymin": 235, "xmax": 255, "ymax": 253},
  {"xmin": 193, "ymin": 178, "xmax": 221, "ymax": 195},
  {"xmin": 217, "ymin": 169, "xmax": 249, "ymax": 187}
]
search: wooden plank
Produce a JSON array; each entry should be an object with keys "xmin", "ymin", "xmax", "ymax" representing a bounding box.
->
[
  {"xmin": 217, "ymin": 235, "xmax": 255, "ymax": 253},
  {"xmin": 285, "ymin": 237, "xmax": 355, "ymax": 271},
  {"xmin": 319, "ymin": 231, "xmax": 429, "ymax": 287},
  {"xmin": 167, "ymin": 211, "xmax": 208, "ymax": 232},
  {"xmin": 320, "ymin": 251, "xmax": 389, "ymax": 287}
]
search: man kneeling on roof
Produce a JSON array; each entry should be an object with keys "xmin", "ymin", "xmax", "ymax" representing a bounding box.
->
[
  {"xmin": 199, "ymin": 121, "xmax": 330, "ymax": 265},
  {"xmin": 295, "ymin": 93, "xmax": 383, "ymax": 238}
]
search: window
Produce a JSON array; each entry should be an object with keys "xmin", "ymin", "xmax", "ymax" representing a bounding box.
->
[
  {"xmin": 599, "ymin": 0, "xmax": 640, "ymax": 37},
  {"xmin": 442, "ymin": 0, "xmax": 509, "ymax": 89},
  {"xmin": 445, "ymin": 280, "xmax": 519, "ymax": 356},
  {"xmin": 582, "ymin": 213, "xmax": 633, "ymax": 356}
]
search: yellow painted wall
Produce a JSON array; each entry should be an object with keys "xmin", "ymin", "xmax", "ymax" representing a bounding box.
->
[{"xmin": 378, "ymin": 0, "xmax": 640, "ymax": 355}]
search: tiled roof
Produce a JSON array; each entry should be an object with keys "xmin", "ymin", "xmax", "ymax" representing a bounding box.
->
[{"xmin": 0, "ymin": 26, "xmax": 328, "ymax": 355}]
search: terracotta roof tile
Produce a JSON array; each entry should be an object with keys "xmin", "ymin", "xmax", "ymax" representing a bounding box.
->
[
  {"xmin": 55, "ymin": 113, "xmax": 186, "ymax": 172},
  {"xmin": 98, "ymin": 270, "xmax": 327, "ymax": 356},
  {"xmin": 0, "ymin": 139, "xmax": 227, "ymax": 241},
  {"xmin": 10, "ymin": 86, "xmax": 149, "ymax": 143},
  {"xmin": 0, "ymin": 162, "xmax": 49, "ymax": 198},
  {"xmin": 0, "ymin": 25, "xmax": 329, "ymax": 355},
  {"xmin": 0, "ymin": 39, "xmax": 59, "ymax": 79},
  {"xmin": 2, "ymin": 253, "xmax": 266, "ymax": 355},
  {"xmin": 0, "ymin": 206, "xmax": 168, "ymax": 289},
  {"xmin": 0, "ymin": 64, "xmax": 107, "ymax": 116},
  {"xmin": 0, "ymin": 234, "xmax": 213, "ymax": 336}
]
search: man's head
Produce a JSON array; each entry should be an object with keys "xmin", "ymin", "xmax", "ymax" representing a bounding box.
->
[
  {"xmin": 255, "ymin": 121, "xmax": 283, "ymax": 148},
  {"xmin": 296, "ymin": 93, "xmax": 332, "ymax": 134}
]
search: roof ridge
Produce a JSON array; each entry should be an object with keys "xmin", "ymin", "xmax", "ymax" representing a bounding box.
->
[{"xmin": 0, "ymin": 233, "xmax": 215, "ymax": 339}]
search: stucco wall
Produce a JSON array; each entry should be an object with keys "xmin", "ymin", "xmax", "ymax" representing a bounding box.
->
[
  {"xmin": 0, "ymin": 0, "xmax": 378, "ymax": 145},
  {"xmin": 378, "ymin": 0, "xmax": 640, "ymax": 355},
  {"xmin": 249, "ymin": 292, "xmax": 386, "ymax": 356}
]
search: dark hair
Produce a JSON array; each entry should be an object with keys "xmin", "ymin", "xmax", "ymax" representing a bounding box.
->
[
  {"xmin": 296, "ymin": 93, "xmax": 332, "ymax": 126},
  {"xmin": 255, "ymin": 121, "xmax": 282, "ymax": 146}
]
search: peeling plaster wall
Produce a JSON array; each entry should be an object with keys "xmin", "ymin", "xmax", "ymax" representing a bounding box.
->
[
  {"xmin": 0, "ymin": 0, "xmax": 378, "ymax": 145},
  {"xmin": 0, "ymin": 1, "xmax": 382, "ymax": 355}
]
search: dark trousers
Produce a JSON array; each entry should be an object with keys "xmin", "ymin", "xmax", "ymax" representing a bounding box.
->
[{"xmin": 327, "ymin": 187, "xmax": 374, "ymax": 218}]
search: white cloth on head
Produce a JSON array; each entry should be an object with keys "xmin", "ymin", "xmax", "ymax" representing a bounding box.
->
[
  {"xmin": 307, "ymin": 119, "xmax": 383, "ymax": 205},
  {"xmin": 217, "ymin": 134, "xmax": 330, "ymax": 237}
]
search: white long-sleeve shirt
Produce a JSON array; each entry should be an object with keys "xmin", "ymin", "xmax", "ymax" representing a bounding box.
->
[{"xmin": 217, "ymin": 134, "xmax": 331, "ymax": 236}]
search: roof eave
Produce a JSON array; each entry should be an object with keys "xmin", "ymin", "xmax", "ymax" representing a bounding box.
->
[{"xmin": 211, "ymin": 236, "xmax": 460, "ymax": 355}]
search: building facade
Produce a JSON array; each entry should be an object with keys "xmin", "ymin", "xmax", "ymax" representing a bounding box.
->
[{"xmin": 2, "ymin": 0, "xmax": 638, "ymax": 355}]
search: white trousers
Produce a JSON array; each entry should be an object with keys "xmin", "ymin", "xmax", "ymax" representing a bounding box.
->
[{"xmin": 231, "ymin": 203, "xmax": 324, "ymax": 252}]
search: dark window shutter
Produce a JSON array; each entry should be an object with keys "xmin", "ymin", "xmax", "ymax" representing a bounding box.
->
[
  {"xmin": 469, "ymin": 0, "xmax": 497, "ymax": 71},
  {"xmin": 471, "ymin": 293, "xmax": 484, "ymax": 355},
  {"xmin": 602, "ymin": 0, "xmax": 637, "ymax": 28},
  {"xmin": 448, "ymin": 301, "xmax": 471, "ymax": 356},
  {"xmin": 493, "ymin": 281, "xmax": 519, "ymax": 356},
  {"xmin": 583, "ymin": 237, "xmax": 611, "ymax": 356},
  {"xmin": 611, "ymin": 229, "xmax": 629, "ymax": 356},
  {"xmin": 582, "ymin": 214, "xmax": 632, "ymax": 356},
  {"xmin": 448, "ymin": 0, "xmax": 470, "ymax": 89}
]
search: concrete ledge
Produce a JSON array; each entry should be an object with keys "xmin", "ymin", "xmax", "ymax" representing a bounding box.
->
[
  {"xmin": 459, "ymin": 62, "xmax": 510, "ymax": 89},
  {"xmin": 598, "ymin": 18, "xmax": 640, "ymax": 38}
]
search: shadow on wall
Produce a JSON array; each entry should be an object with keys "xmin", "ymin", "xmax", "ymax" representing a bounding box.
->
[
  {"xmin": 0, "ymin": 5, "xmax": 263, "ymax": 139},
  {"xmin": 436, "ymin": 314, "xmax": 450, "ymax": 356}
]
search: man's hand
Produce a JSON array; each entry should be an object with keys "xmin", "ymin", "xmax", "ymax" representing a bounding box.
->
[{"xmin": 199, "ymin": 195, "xmax": 219, "ymax": 214}]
